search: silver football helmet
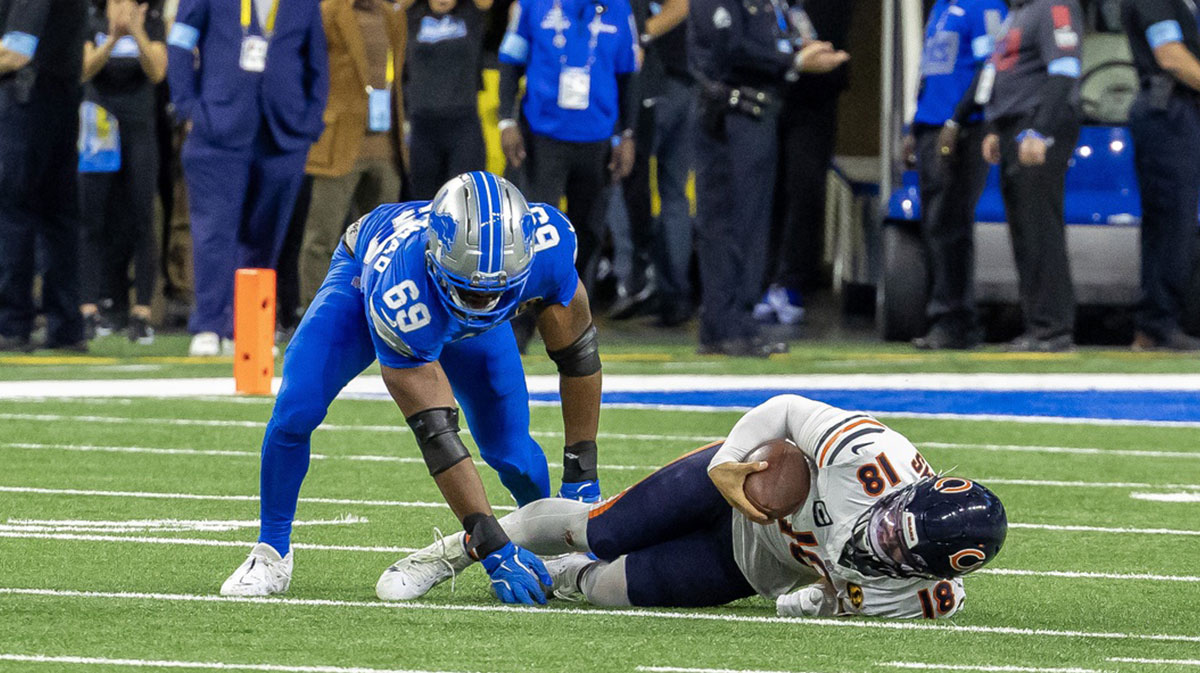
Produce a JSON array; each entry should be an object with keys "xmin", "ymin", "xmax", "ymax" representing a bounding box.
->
[{"xmin": 426, "ymin": 172, "xmax": 536, "ymax": 328}]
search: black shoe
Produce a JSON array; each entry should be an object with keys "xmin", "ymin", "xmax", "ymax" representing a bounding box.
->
[
  {"xmin": 1008, "ymin": 333, "xmax": 1074, "ymax": 353},
  {"xmin": 83, "ymin": 312, "xmax": 115, "ymax": 341},
  {"xmin": 913, "ymin": 326, "xmax": 979, "ymax": 350},
  {"xmin": 697, "ymin": 336, "xmax": 788, "ymax": 358},
  {"xmin": 657, "ymin": 303, "xmax": 694, "ymax": 328},
  {"xmin": 0, "ymin": 334, "xmax": 34, "ymax": 352},
  {"xmin": 1132, "ymin": 329, "xmax": 1200, "ymax": 352},
  {"xmin": 127, "ymin": 315, "xmax": 155, "ymax": 345},
  {"xmin": 44, "ymin": 340, "xmax": 88, "ymax": 353}
]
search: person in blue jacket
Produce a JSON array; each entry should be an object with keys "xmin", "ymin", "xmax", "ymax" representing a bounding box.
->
[
  {"xmin": 907, "ymin": 0, "xmax": 1007, "ymax": 350},
  {"xmin": 166, "ymin": 0, "xmax": 329, "ymax": 356},
  {"xmin": 218, "ymin": 172, "xmax": 605, "ymax": 606}
]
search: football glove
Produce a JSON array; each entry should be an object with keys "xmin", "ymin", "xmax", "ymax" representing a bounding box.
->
[{"xmin": 480, "ymin": 542, "xmax": 553, "ymax": 605}]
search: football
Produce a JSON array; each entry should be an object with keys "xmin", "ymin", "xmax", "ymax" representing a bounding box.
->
[{"xmin": 743, "ymin": 438, "xmax": 812, "ymax": 520}]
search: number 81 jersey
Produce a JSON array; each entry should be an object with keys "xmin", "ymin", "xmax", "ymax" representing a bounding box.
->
[
  {"xmin": 732, "ymin": 409, "xmax": 967, "ymax": 619},
  {"xmin": 347, "ymin": 200, "xmax": 580, "ymax": 368}
]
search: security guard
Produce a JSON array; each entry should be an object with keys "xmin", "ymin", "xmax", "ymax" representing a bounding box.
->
[
  {"xmin": 909, "ymin": 0, "xmax": 1007, "ymax": 350},
  {"xmin": 688, "ymin": 0, "xmax": 845, "ymax": 356},
  {"xmin": 0, "ymin": 0, "xmax": 88, "ymax": 352},
  {"xmin": 980, "ymin": 0, "xmax": 1083, "ymax": 352},
  {"xmin": 1122, "ymin": 0, "xmax": 1200, "ymax": 351}
]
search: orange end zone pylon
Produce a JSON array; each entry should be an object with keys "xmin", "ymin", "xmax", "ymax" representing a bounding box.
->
[{"xmin": 234, "ymin": 268, "xmax": 277, "ymax": 395}]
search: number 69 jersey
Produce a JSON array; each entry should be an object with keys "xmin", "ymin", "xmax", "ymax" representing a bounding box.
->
[
  {"xmin": 345, "ymin": 200, "xmax": 579, "ymax": 368},
  {"xmin": 721, "ymin": 396, "xmax": 967, "ymax": 619}
]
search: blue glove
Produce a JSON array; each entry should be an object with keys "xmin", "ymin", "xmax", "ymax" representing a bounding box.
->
[
  {"xmin": 558, "ymin": 479, "xmax": 602, "ymax": 503},
  {"xmin": 480, "ymin": 542, "xmax": 553, "ymax": 605}
]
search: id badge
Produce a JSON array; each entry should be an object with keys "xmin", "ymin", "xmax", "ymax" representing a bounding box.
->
[
  {"xmin": 975, "ymin": 63, "xmax": 996, "ymax": 105},
  {"xmin": 239, "ymin": 35, "xmax": 269, "ymax": 73},
  {"xmin": 368, "ymin": 88, "xmax": 391, "ymax": 132},
  {"xmin": 557, "ymin": 67, "xmax": 591, "ymax": 111}
]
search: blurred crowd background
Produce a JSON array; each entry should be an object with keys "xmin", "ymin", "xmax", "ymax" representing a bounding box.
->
[{"xmin": 1, "ymin": 0, "xmax": 1197, "ymax": 357}]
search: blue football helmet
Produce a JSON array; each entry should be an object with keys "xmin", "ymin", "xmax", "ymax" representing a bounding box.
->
[
  {"xmin": 839, "ymin": 477, "xmax": 1007, "ymax": 580},
  {"xmin": 426, "ymin": 172, "xmax": 536, "ymax": 329}
]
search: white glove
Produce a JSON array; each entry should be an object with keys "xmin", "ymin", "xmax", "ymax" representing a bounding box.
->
[{"xmin": 776, "ymin": 583, "xmax": 837, "ymax": 617}]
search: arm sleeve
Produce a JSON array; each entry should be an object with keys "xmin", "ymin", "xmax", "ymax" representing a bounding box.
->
[
  {"xmin": 165, "ymin": 0, "xmax": 207, "ymax": 122},
  {"xmin": 301, "ymin": 0, "xmax": 330, "ymax": 141},
  {"xmin": 1, "ymin": 0, "xmax": 52, "ymax": 57},
  {"xmin": 497, "ymin": 0, "xmax": 530, "ymax": 119},
  {"xmin": 708, "ymin": 395, "xmax": 848, "ymax": 470},
  {"xmin": 1133, "ymin": 0, "xmax": 1186, "ymax": 49},
  {"xmin": 725, "ymin": 1, "xmax": 792, "ymax": 80},
  {"xmin": 1028, "ymin": 1, "xmax": 1081, "ymax": 136},
  {"xmin": 498, "ymin": 62, "xmax": 524, "ymax": 120},
  {"xmin": 615, "ymin": 71, "xmax": 638, "ymax": 132}
]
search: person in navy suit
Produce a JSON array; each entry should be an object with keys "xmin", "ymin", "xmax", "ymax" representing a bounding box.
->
[{"xmin": 166, "ymin": 0, "xmax": 329, "ymax": 356}]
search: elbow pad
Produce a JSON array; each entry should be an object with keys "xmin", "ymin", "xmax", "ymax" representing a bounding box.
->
[
  {"xmin": 547, "ymin": 323, "xmax": 601, "ymax": 377},
  {"xmin": 406, "ymin": 407, "xmax": 471, "ymax": 476}
]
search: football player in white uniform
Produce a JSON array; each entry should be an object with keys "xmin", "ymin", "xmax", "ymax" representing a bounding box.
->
[{"xmin": 379, "ymin": 395, "xmax": 1007, "ymax": 618}]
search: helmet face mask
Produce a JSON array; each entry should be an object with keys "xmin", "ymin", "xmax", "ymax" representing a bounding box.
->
[
  {"xmin": 425, "ymin": 172, "xmax": 537, "ymax": 329},
  {"xmin": 839, "ymin": 477, "xmax": 1007, "ymax": 580}
]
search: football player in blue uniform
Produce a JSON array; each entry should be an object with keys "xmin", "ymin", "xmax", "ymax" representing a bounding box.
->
[{"xmin": 220, "ymin": 172, "xmax": 603, "ymax": 605}]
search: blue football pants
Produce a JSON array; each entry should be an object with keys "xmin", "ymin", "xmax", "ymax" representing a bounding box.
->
[{"xmin": 257, "ymin": 248, "xmax": 551, "ymax": 555}]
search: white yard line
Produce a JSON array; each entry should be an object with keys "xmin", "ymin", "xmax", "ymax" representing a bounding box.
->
[
  {"xmin": 1109, "ymin": 658, "xmax": 1200, "ymax": 666},
  {"xmin": 9, "ymin": 441, "xmax": 1200, "ymax": 485},
  {"xmin": 879, "ymin": 663, "xmax": 1106, "ymax": 673},
  {"xmin": 1130, "ymin": 493, "xmax": 1200, "ymax": 503},
  {"xmin": 4, "ymin": 414, "xmax": 1200, "ymax": 460},
  {"xmin": 978, "ymin": 569, "xmax": 1200, "ymax": 583},
  {"xmin": 2, "ymin": 485, "xmax": 1196, "ymax": 536},
  {"xmin": 0, "ymin": 528, "xmax": 1193, "ymax": 583},
  {"xmin": 0, "ymin": 653, "xmax": 488, "ymax": 673},
  {"xmin": 1, "ymin": 588, "xmax": 1198, "ymax": 644},
  {"xmin": 0, "ymin": 413, "xmax": 716, "ymax": 444},
  {"xmin": 1008, "ymin": 522, "xmax": 1200, "ymax": 536},
  {"xmin": 0, "ymin": 486, "xmax": 517, "ymax": 511},
  {"xmin": 637, "ymin": 667, "xmax": 817, "ymax": 673},
  {"xmin": 0, "ymin": 532, "xmax": 413, "ymax": 553}
]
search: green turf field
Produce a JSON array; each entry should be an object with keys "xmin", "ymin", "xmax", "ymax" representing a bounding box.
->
[{"xmin": 0, "ymin": 395, "xmax": 1198, "ymax": 673}]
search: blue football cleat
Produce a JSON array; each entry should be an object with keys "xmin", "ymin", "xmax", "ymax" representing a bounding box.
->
[{"xmin": 558, "ymin": 479, "xmax": 602, "ymax": 503}]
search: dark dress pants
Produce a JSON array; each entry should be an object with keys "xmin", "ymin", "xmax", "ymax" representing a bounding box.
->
[
  {"xmin": 695, "ymin": 107, "xmax": 779, "ymax": 345},
  {"xmin": 915, "ymin": 123, "xmax": 990, "ymax": 334},
  {"xmin": 0, "ymin": 80, "xmax": 84, "ymax": 345},
  {"xmin": 1129, "ymin": 95, "xmax": 1200, "ymax": 340},
  {"xmin": 996, "ymin": 115, "xmax": 1080, "ymax": 340}
]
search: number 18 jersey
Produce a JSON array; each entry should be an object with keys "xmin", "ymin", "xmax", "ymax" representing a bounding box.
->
[{"xmin": 724, "ymin": 397, "xmax": 966, "ymax": 619}]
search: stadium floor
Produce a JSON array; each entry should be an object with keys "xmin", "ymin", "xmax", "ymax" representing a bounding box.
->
[{"xmin": 1, "ymin": 335, "xmax": 1199, "ymax": 673}]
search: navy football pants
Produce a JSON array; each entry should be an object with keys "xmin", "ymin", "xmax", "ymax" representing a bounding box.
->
[
  {"xmin": 257, "ymin": 247, "xmax": 551, "ymax": 555},
  {"xmin": 587, "ymin": 444, "xmax": 756, "ymax": 607}
]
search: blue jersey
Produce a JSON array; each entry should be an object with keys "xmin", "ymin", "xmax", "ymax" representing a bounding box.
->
[
  {"xmin": 348, "ymin": 201, "xmax": 580, "ymax": 369},
  {"xmin": 913, "ymin": 0, "xmax": 1007, "ymax": 126},
  {"xmin": 498, "ymin": 0, "xmax": 639, "ymax": 142}
]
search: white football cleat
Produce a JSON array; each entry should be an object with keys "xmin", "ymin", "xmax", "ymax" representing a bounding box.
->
[
  {"xmin": 543, "ymin": 553, "xmax": 595, "ymax": 601},
  {"xmin": 188, "ymin": 332, "xmax": 221, "ymax": 357},
  {"xmin": 220, "ymin": 543, "xmax": 293, "ymax": 597},
  {"xmin": 376, "ymin": 529, "xmax": 473, "ymax": 601}
]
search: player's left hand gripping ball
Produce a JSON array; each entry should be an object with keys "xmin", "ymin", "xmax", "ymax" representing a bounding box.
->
[{"xmin": 481, "ymin": 542, "xmax": 553, "ymax": 605}]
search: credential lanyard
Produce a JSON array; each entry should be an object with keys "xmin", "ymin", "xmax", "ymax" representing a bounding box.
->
[
  {"xmin": 553, "ymin": 0, "xmax": 602, "ymax": 71},
  {"xmin": 241, "ymin": 0, "xmax": 281, "ymax": 37},
  {"xmin": 368, "ymin": 47, "xmax": 395, "ymax": 92}
]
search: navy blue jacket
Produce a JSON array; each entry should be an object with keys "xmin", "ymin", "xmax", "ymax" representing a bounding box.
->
[{"xmin": 166, "ymin": 0, "xmax": 329, "ymax": 152}]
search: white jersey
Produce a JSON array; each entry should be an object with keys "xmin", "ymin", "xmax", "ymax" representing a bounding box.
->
[{"xmin": 711, "ymin": 395, "xmax": 966, "ymax": 619}]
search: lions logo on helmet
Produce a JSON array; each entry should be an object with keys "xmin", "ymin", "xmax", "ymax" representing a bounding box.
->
[
  {"xmin": 425, "ymin": 172, "xmax": 537, "ymax": 328},
  {"xmin": 840, "ymin": 477, "xmax": 1007, "ymax": 580}
]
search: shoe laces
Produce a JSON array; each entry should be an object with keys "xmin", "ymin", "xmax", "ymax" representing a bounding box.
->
[{"xmin": 429, "ymin": 527, "xmax": 458, "ymax": 594}]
